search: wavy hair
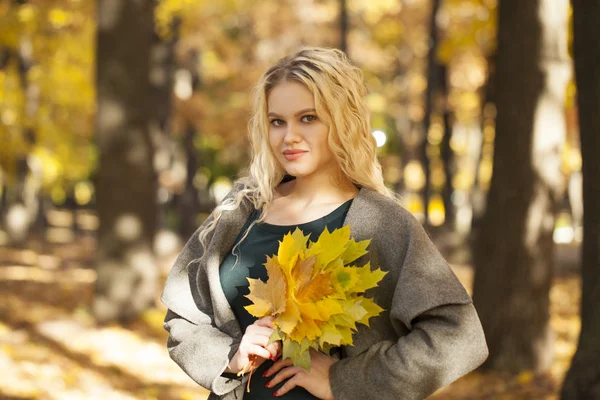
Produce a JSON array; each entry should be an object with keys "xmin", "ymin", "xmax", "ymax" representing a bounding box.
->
[{"xmin": 197, "ymin": 47, "xmax": 399, "ymax": 259}]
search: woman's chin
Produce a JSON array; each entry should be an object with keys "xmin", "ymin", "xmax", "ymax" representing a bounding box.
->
[{"xmin": 282, "ymin": 166, "xmax": 310, "ymax": 177}]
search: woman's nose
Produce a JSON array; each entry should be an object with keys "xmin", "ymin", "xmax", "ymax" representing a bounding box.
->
[{"xmin": 283, "ymin": 123, "xmax": 301, "ymax": 143}]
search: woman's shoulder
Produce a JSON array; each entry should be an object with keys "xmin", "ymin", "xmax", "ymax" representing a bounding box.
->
[{"xmin": 355, "ymin": 187, "xmax": 418, "ymax": 228}]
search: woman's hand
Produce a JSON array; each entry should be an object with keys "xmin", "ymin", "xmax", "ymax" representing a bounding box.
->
[
  {"xmin": 225, "ymin": 316, "xmax": 281, "ymax": 375},
  {"xmin": 264, "ymin": 348, "xmax": 337, "ymax": 399}
]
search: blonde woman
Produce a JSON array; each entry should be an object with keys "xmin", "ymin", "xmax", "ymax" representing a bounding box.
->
[{"xmin": 161, "ymin": 47, "xmax": 488, "ymax": 400}]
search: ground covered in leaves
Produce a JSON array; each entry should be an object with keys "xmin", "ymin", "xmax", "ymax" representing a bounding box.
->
[{"xmin": 0, "ymin": 222, "xmax": 581, "ymax": 399}]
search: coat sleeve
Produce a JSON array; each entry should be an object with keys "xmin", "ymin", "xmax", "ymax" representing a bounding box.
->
[
  {"xmin": 160, "ymin": 190, "xmax": 244, "ymax": 395},
  {"xmin": 329, "ymin": 210, "xmax": 488, "ymax": 400}
]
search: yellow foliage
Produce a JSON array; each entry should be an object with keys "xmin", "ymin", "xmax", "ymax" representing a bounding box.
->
[
  {"xmin": 0, "ymin": 1, "xmax": 95, "ymax": 189},
  {"xmin": 74, "ymin": 181, "xmax": 94, "ymax": 206},
  {"xmin": 350, "ymin": 0, "xmax": 402, "ymax": 24},
  {"xmin": 155, "ymin": 0, "xmax": 205, "ymax": 38},
  {"xmin": 437, "ymin": 0, "xmax": 497, "ymax": 65},
  {"xmin": 245, "ymin": 226, "xmax": 386, "ymax": 370},
  {"xmin": 372, "ymin": 17, "xmax": 404, "ymax": 46},
  {"xmin": 48, "ymin": 8, "xmax": 72, "ymax": 29},
  {"xmin": 31, "ymin": 146, "xmax": 63, "ymax": 188}
]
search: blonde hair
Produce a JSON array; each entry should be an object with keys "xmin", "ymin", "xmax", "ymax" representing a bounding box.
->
[{"xmin": 197, "ymin": 47, "xmax": 399, "ymax": 258}]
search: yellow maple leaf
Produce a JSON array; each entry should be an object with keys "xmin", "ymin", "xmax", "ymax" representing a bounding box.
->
[
  {"xmin": 341, "ymin": 237, "xmax": 371, "ymax": 264},
  {"xmin": 292, "ymin": 256, "xmax": 316, "ymax": 294},
  {"xmin": 282, "ymin": 338, "xmax": 312, "ymax": 371},
  {"xmin": 244, "ymin": 226, "xmax": 387, "ymax": 371},
  {"xmin": 357, "ymin": 298, "xmax": 385, "ymax": 327},
  {"xmin": 278, "ymin": 298, "xmax": 301, "ymax": 335},
  {"xmin": 292, "ymin": 317, "xmax": 322, "ymax": 342},
  {"xmin": 315, "ymin": 298, "xmax": 344, "ymax": 320},
  {"xmin": 245, "ymin": 256, "xmax": 287, "ymax": 317},
  {"xmin": 318, "ymin": 322, "xmax": 344, "ymax": 347},
  {"xmin": 278, "ymin": 228, "xmax": 310, "ymax": 270},
  {"xmin": 306, "ymin": 226, "xmax": 351, "ymax": 267},
  {"xmin": 333, "ymin": 262, "xmax": 388, "ymax": 294}
]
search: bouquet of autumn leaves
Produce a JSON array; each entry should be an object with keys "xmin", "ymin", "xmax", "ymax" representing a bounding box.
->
[{"xmin": 242, "ymin": 225, "xmax": 387, "ymax": 375}]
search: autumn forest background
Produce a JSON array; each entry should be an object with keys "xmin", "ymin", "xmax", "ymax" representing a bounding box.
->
[{"xmin": 0, "ymin": 0, "xmax": 599, "ymax": 399}]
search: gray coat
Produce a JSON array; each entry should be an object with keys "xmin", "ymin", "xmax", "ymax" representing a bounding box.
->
[{"xmin": 161, "ymin": 183, "xmax": 488, "ymax": 400}]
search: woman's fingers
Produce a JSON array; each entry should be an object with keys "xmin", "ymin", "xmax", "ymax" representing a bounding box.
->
[
  {"xmin": 255, "ymin": 316, "xmax": 276, "ymax": 327},
  {"xmin": 243, "ymin": 343, "xmax": 272, "ymax": 361},
  {"xmin": 244, "ymin": 318, "xmax": 281, "ymax": 359},
  {"xmin": 229, "ymin": 318, "xmax": 281, "ymax": 374},
  {"xmin": 265, "ymin": 341, "xmax": 282, "ymax": 360},
  {"xmin": 264, "ymin": 356, "xmax": 293, "ymax": 377},
  {"xmin": 273, "ymin": 340, "xmax": 282, "ymax": 354},
  {"xmin": 266, "ymin": 364, "xmax": 303, "ymax": 387},
  {"xmin": 273, "ymin": 372, "xmax": 303, "ymax": 397},
  {"xmin": 243, "ymin": 326, "xmax": 275, "ymax": 349},
  {"xmin": 245, "ymin": 324, "xmax": 274, "ymax": 338},
  {"xmin": 235, "ymin": 317, "xmax": 283, "ymax": 372},
  {"xmin": 244, "ymin": 334, "xmax": 271, "ymax": 349}
]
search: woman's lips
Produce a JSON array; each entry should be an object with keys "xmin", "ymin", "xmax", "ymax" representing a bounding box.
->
[{"xmin": 283, "ymin": 151, "xmax": 307, "ymax": 161}]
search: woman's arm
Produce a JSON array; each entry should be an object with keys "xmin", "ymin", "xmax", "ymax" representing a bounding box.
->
[
  {"xmin": 164, "ymin": 309, "xmax": 243, "ymax": 395},
  {"xmin": 329, "ymin": 302, "xmax": 487, "ymax": 400},
  {"xmin": 329, "ymin": 209, "xmax": 488, "ymax": 400},
  {"xmin": 161, "ymin": 208, "xmax": 247, "ymax": 395},
  {"xmin": 161, "ymin": 184, "xmax": 250, "ymax": 395}
]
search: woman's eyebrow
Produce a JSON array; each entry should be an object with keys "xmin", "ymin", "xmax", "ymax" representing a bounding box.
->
[{"xmin": 267, "ymin": 108, "xmax": 316, "ymax": 118}]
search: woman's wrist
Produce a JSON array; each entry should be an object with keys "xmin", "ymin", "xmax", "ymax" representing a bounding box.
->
[
  {"xmin": 224, "ymin": 352, "xmax": 241, "ymax": 374},
  {"xmin": 224, "ymin": 364, "xmax": 235, "ymax": 374}
]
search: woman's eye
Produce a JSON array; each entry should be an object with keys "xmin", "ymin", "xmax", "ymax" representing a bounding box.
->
[
  {"xmin": 270, "ymin": 119, "xmax": 284, "ymax": 127},
  {"xmin": 301, "ymin": 115, "xmax": 317, "ymax": 123}
]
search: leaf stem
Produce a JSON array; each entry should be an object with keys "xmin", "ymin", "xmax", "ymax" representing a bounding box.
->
[{"xmin": 236, "ymin": 355, "xmax": 258, "ymax": 392}]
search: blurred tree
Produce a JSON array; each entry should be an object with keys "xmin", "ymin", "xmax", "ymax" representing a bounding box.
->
[
  {"xmin": 174, "ymin": 48, "xmax": 202, "ymax": 238},
  {"xmin": 561, "ymin": 1, "xmax": 600, "ymax": 397},
  {"xmin": 472, "ymin": 0, "xmax": 570, "ymax": 372},
  {"xmin": 339, "ymin": 0, "xmax": 348, "ymax": 53},
  {"xmin": 93, "ymin": 0, "xmax": 158, "ymax": 322},
  {"xmin": 421, "ymin": 0, "xmax": 442, "ymax": 228},
  {"xmin": 0, "ymin": 1, "xmax": 95, "ymax": 240},
  {"xmin": 421, "ymin": 0, "xmax": 498, "ymax": 232},
  {"xmin": 439, "ymin": 70, "xmax": 454, "ymax": 228}
]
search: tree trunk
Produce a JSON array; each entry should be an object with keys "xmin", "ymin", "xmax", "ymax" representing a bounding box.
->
[
  {"xmin": 18, "ymin": 35, "xmax": 45, "ymax": 236},
  {"xmin": 177, "ymin": 122, "xmax": 200, "ymax": 238},
  {"xmin": 150, "ymin": 17, "xmax": 178, "ymax": 232},
  {"xmin": 440, "ymin": 64, "xmax": 454, "ymax": 228},
  {"xmin": 560, "ymin": 0, "xmax": 600, "ymax": 397},
  {"xmin": 94, "ymin": 0, "xmax": 158, "ymax": 323},
  {"xmin": 339, "ymin": 0, "xmax": 348, "ymax": 53},
  {"xmin": 471, "ymin": 55, "xmax": 496, "ymax": 234},
  {"xmin": 3, "ymin": 34, "xmax": 40, "ymax": 245},
  {"xmin": 421, "ymin": 0, "xmax": 443, "ymax": 228},
  {"xmin": 472, "ymin": 0, "xmax": 570, "ymax": 373},
  {"xmin": 151, "ymin": 18, "xmax": 178, "ymax": 139},
  {"xmin": 176, "ymin": 48, "xmax": 201, "ymax": 237}
]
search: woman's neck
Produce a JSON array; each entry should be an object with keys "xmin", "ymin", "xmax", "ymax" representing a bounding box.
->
[{"xmin": 277, "ymin": 173, "xmax": 358, "ymax": 207}]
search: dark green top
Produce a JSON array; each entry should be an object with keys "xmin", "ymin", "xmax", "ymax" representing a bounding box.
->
[{"xmin": 219, "ymin": 198, "xmax": 353, "ymax": 399}]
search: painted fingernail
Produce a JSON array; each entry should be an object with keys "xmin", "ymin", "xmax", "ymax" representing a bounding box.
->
[
  {"xmin": 262, "ymin": 370, "xmax": 268, "ymax": 377},
  {"xmin": 274, "ymin": 390, "xmax": 279, "ymax": 396},
  {"xmin": 265, "ymin": 381, "xmax": 271, "ymax": 388}
]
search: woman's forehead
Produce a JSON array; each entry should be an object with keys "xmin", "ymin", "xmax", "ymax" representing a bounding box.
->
[{"xmin": 267, "ymin": 81, "xmax": 315, "ymax": 114}]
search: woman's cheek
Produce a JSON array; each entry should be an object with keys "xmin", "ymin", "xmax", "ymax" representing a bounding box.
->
[{"xmin": 268, "ymin": 136, "xmax": 280, "ymax": 154}]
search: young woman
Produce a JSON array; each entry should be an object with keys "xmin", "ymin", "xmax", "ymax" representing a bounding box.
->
[{"xmin": 161, "ymin": 47, "xmax": 488, "ymax": 400}]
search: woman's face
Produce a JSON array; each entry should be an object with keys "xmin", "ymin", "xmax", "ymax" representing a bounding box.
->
[{"xmin": 267, "ymin": 81, "xmax": 338, "ymax": 180}]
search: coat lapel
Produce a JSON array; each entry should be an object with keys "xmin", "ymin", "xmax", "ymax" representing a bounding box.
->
[
  {"xmin": 203, "ymin": 198, "xmax": 253, "ymax": 339},
  {"xmin": 342, "ymin": 185, "xmax": 373, "ymax": 242}
]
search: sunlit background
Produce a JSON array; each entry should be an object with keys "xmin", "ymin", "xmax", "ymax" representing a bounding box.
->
[{"xmin": 0, "ymin": 0, "xmax": 585, "ymax": 399}]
